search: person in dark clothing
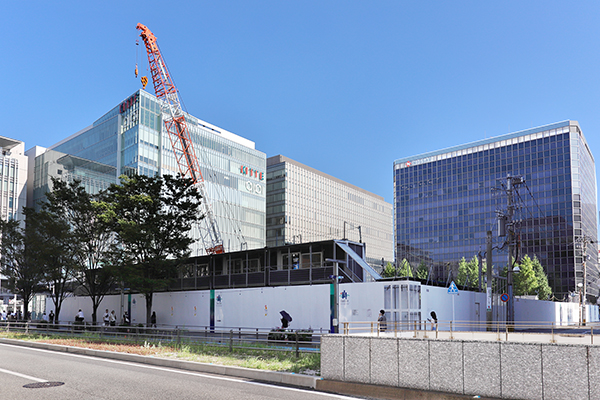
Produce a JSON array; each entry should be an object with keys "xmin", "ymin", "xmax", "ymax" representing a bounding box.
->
[
  {"xmin": 378, "ymin": 310, "xmax": 387, "ymax": 331},
  {"xmin": 48, "ymin": 310, "xmax": 55, "ymax": 325},
  {"xmin": 429, "ymin": 310, "xmax": 438, "ymax": 331},
  {"xmin": 151, "ymin": 311, "xmax": 157, "ymax": 327}
]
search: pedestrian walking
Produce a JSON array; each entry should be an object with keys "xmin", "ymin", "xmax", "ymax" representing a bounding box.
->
[
  {"xmin": 103, "ymin": 309, "xmax": 110, "ymax": 326},
  {"xmin": 378, "ymin": 309, "xmax": 387, "ymax": 332},
  {"xmin": 429, "ymin": 310, "xmax": 438, "ymax": 331}
]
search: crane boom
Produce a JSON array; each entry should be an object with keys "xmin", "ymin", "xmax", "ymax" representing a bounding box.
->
[{"xmin": 137, "ymin": 23, "xmax": 224, "ymax": 255}]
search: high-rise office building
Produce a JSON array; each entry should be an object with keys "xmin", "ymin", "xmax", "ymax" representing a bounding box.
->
[
  {"xmin": 0, "ymin": 136, "xmax": 27, "ymax": 222},
  {"xmin": 394, "ymin": 121, "xmax": 598, "ymax": 299},
  {"xmin": 32, "ymin": 89, "xmax": 266, "ymax": 254},
  {"xmin": 267, "ymin": 155, "xmax": 394, "ymax": 269}
]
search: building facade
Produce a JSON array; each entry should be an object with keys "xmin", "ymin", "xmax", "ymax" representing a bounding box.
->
[
  {"xmin": 27, "ymin": 147, "xmax": 117, "ymax": 209},
  {"xmin": 34, "ymin": 89, "xmax": 266, "ymax": 254},
  {"xmin": 266, "ymin": 155, "xmax": 394, "ymax": 269},
  {"xmin": 394, "ymin": 121, "xmax": 598, "ymax": 300},
  {"xmin": 0, "ymin": 136, "xmax": 27, "ymax": 222}
]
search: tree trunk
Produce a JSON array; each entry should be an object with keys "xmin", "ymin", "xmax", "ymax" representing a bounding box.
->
[
  {"xmin": 91, "ymin": 297, "xmax": 99, "ymax": 325},
  {"xmin": 145, "ymin": 292, "xmax": 153, "ymax": 327}
]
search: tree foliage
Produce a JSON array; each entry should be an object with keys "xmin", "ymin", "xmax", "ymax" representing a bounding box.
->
[
  {"xmin": 101, "ymin": 174, "xmax": 203, "ymax": 325},
  {"xmin": 0, "ymin": 209, "xmax": 45, "ymax": 319},
  {"xmin": 416, "ymin": 261, "xmax": 429, "ymax": 280},
  {"xmin": 45, "ymin": 178, "xmax": 116, "ymax": 324},
  {"xmin": 512, "ymin": 255, "xmax": 537, "ymax": 296},
  {"xmin": 397, "ymin": 259, "xmax": 412, "ymax": 278},
  {"xmin": 381, "ymin": 262, "xmax": 396, "ymax": 278},
  {"xmin": 532, "ymin": 256, "xmax": 552, "ymax": 300},
  {"xmin": 36, "ymin": 187, "xmax": 78, "ymax": 323},
  {"xmin": 512, "ymin": 255, "xmax": 552, "ymax": 299},
  {"xmin": 457, "ymin": 256, "xmax": 485, "ymax": 288}
]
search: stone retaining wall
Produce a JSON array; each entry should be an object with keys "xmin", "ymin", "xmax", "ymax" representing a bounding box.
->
[{"xmin": 321, "ymin": 335, "xmax": 600, "ymax": 399}]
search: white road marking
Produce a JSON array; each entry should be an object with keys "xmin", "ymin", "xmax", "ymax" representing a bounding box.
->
[
  {"xmin": 0, "ymin": 366, "xmax": 47, "ymax": 382},
  {"xmin": 0, "ymin": 343, "xmax": 352, "ymax": 398}
]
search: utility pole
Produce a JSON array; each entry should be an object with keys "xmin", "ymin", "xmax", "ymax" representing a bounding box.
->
[
  {"xmin": 498, "ymin": 175, "xmax": 524, "ymax": 329},
  {"xmin": 576, "ymin": 235, "xmax": 595, "ymax": 326}
]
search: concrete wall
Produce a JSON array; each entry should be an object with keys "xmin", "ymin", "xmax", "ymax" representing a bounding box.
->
[
  {"xmin": 46, "ymin": 281, "xmax": 598, "ymax": 328},
  {"xmin": 322, "ymin": 335, "xmax": 597, "ymax": 400}
]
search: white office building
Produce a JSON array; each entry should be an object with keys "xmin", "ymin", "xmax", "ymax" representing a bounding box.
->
[
  {"xmin": 266, "ymin": 155, "xmax": 394, "ymax": 269},
  {"xmin": 0, "ymin": 136, "xmax": 28, "ymax": 223}
]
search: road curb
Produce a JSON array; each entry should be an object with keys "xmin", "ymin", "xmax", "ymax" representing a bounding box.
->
[
  {"xmin": 316, "ymin": 379, "xmax": 499, "ymax": 400},
  {"xmin": 0, "ymin": 338, "xmax": 318, "ymax": 389}
]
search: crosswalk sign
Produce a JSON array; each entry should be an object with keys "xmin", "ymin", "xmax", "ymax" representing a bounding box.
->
[{"xmin": 448, "ymin": 281, "xmax": 459, "ymax": 294}]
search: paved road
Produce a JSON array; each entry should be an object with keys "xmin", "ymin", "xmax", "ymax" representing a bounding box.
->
[{"xmin": 0, "ymin": 343, "xmax": 355, "ymax": 400}]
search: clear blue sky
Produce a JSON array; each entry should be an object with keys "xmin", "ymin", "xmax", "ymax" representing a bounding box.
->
[{"xmin": 2, "ymin": 2, "xmax": 600, "ymax": 205}]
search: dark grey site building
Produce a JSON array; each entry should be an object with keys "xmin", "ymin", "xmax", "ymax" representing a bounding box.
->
[{"xmin": 394, "ymin": 121, "xmax": 598, "ymax": 300}]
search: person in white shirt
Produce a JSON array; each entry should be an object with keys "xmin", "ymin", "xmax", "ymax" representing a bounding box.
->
[{"xmin": 103, "ymin": 309, "xmax": 110, "ymax": 326}]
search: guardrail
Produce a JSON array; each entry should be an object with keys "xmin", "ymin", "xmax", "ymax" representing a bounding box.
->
[
  {"xmin": 0, "ymin": 321, "xmax": 322, "ymax": 356},
  {"xmin": 341, "ymin": 319, "xmax": 600, "ymax": 345}
]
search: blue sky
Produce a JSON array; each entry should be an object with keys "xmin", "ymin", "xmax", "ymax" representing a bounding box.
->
[{"xmin": 2, "ymin": 2, "xmax": 600, "ymax": 205}]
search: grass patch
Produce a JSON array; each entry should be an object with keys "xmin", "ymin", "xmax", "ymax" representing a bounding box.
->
[{"xmin": 0, "ymin": 331, "xmax": 320, "ymax": 376}]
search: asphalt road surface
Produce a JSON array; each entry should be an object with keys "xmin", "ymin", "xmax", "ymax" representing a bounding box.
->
[{"xmin": 0, "ymin": 343, "xmax": 356, "ymax": 400}]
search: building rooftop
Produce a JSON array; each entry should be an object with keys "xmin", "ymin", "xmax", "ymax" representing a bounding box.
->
[
  {"xmin": 268, "ymin": 154, "xmax": 386, "ymax": 201},
  {"xmin": 393, "ymin": 120, "xmax": 575, "ymax": 166}
]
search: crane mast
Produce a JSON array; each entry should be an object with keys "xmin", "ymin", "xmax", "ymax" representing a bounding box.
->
[{"xmin": 136, "ymin": 23, "xmax": 224, "ymax": 255}]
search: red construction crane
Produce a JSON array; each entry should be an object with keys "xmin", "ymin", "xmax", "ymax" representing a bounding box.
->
[{"xmin": 137, "ymin": 23, "xmax": 224, "ymax": 255}]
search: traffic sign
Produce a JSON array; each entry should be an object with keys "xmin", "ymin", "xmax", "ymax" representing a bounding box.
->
[
  {"xmin": 500, "ymin": 293, "xmax": 510, "ymax": 302},
  {"xmin": 448, "ymin": 281, "xmax": 459, "ymax": 294}
]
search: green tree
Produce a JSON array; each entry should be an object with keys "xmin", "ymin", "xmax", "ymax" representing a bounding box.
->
[
  {"xmin": 457, "ymin": 256, "xmax": 484, "ymax": 288},
  {"xmin": 45, "ymin": 178, "xmax": 117, "ymax": 324},
  {"xmin": 532, "ymin": 256, "xmax": 552, "ymax": 300},
  {"xmin": 397, "ymin": 259, "xmax": 412, "ymax": 278},
  {"xmin": 416, "ymin": 261, "xmax": 429, "ymax": 280},
  {"xmin": 381, "ymin": 262, "xmax": 396, "ymax": 278},
  {"xmin": 513, "ymin": 255, "xmax": 537, "ymax": 296},
  {"xmin": 102, "ymin": 174, "xmax": 203, "ymax": 326},
  {"xmin": 36, "ymin": 197, "xmax": 77, "ymax": 324},
  {"xmin": 0, "ymin": 209, "xmax": 45, "ymax": 320}
]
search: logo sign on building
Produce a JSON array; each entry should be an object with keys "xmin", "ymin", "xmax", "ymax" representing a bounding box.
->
[
  {"xmin": 240, "ymin": 165, "xmax": 264, "ymax": 181},
  {"xmin": 120, "ymin": 93, "xmax": 139, "ymax": 113},
  {"xmin": 245, "ymin": 181, "xmax": 263, "ymax": 195}
]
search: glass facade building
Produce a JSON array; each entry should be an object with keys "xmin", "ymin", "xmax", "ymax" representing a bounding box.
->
[
  {"xmin": 43, "ymin": 89, "xmax": 266, "ymax": 254},
  {"xmin": 29, "ymin": 148, "xmax": 117, "ymax": 209},
  {"xmin": 267, "ymin": 155, "xmax": 394, "ymax": 269},
  {"xmin": 394, "ymin": 121, "xmax": 598, "ymax": 300}
]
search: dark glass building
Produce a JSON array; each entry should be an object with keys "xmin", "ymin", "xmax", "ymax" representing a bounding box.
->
[{"xmin": 394, "ymin": 121, "xmax": 598, "ymax": 300}]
